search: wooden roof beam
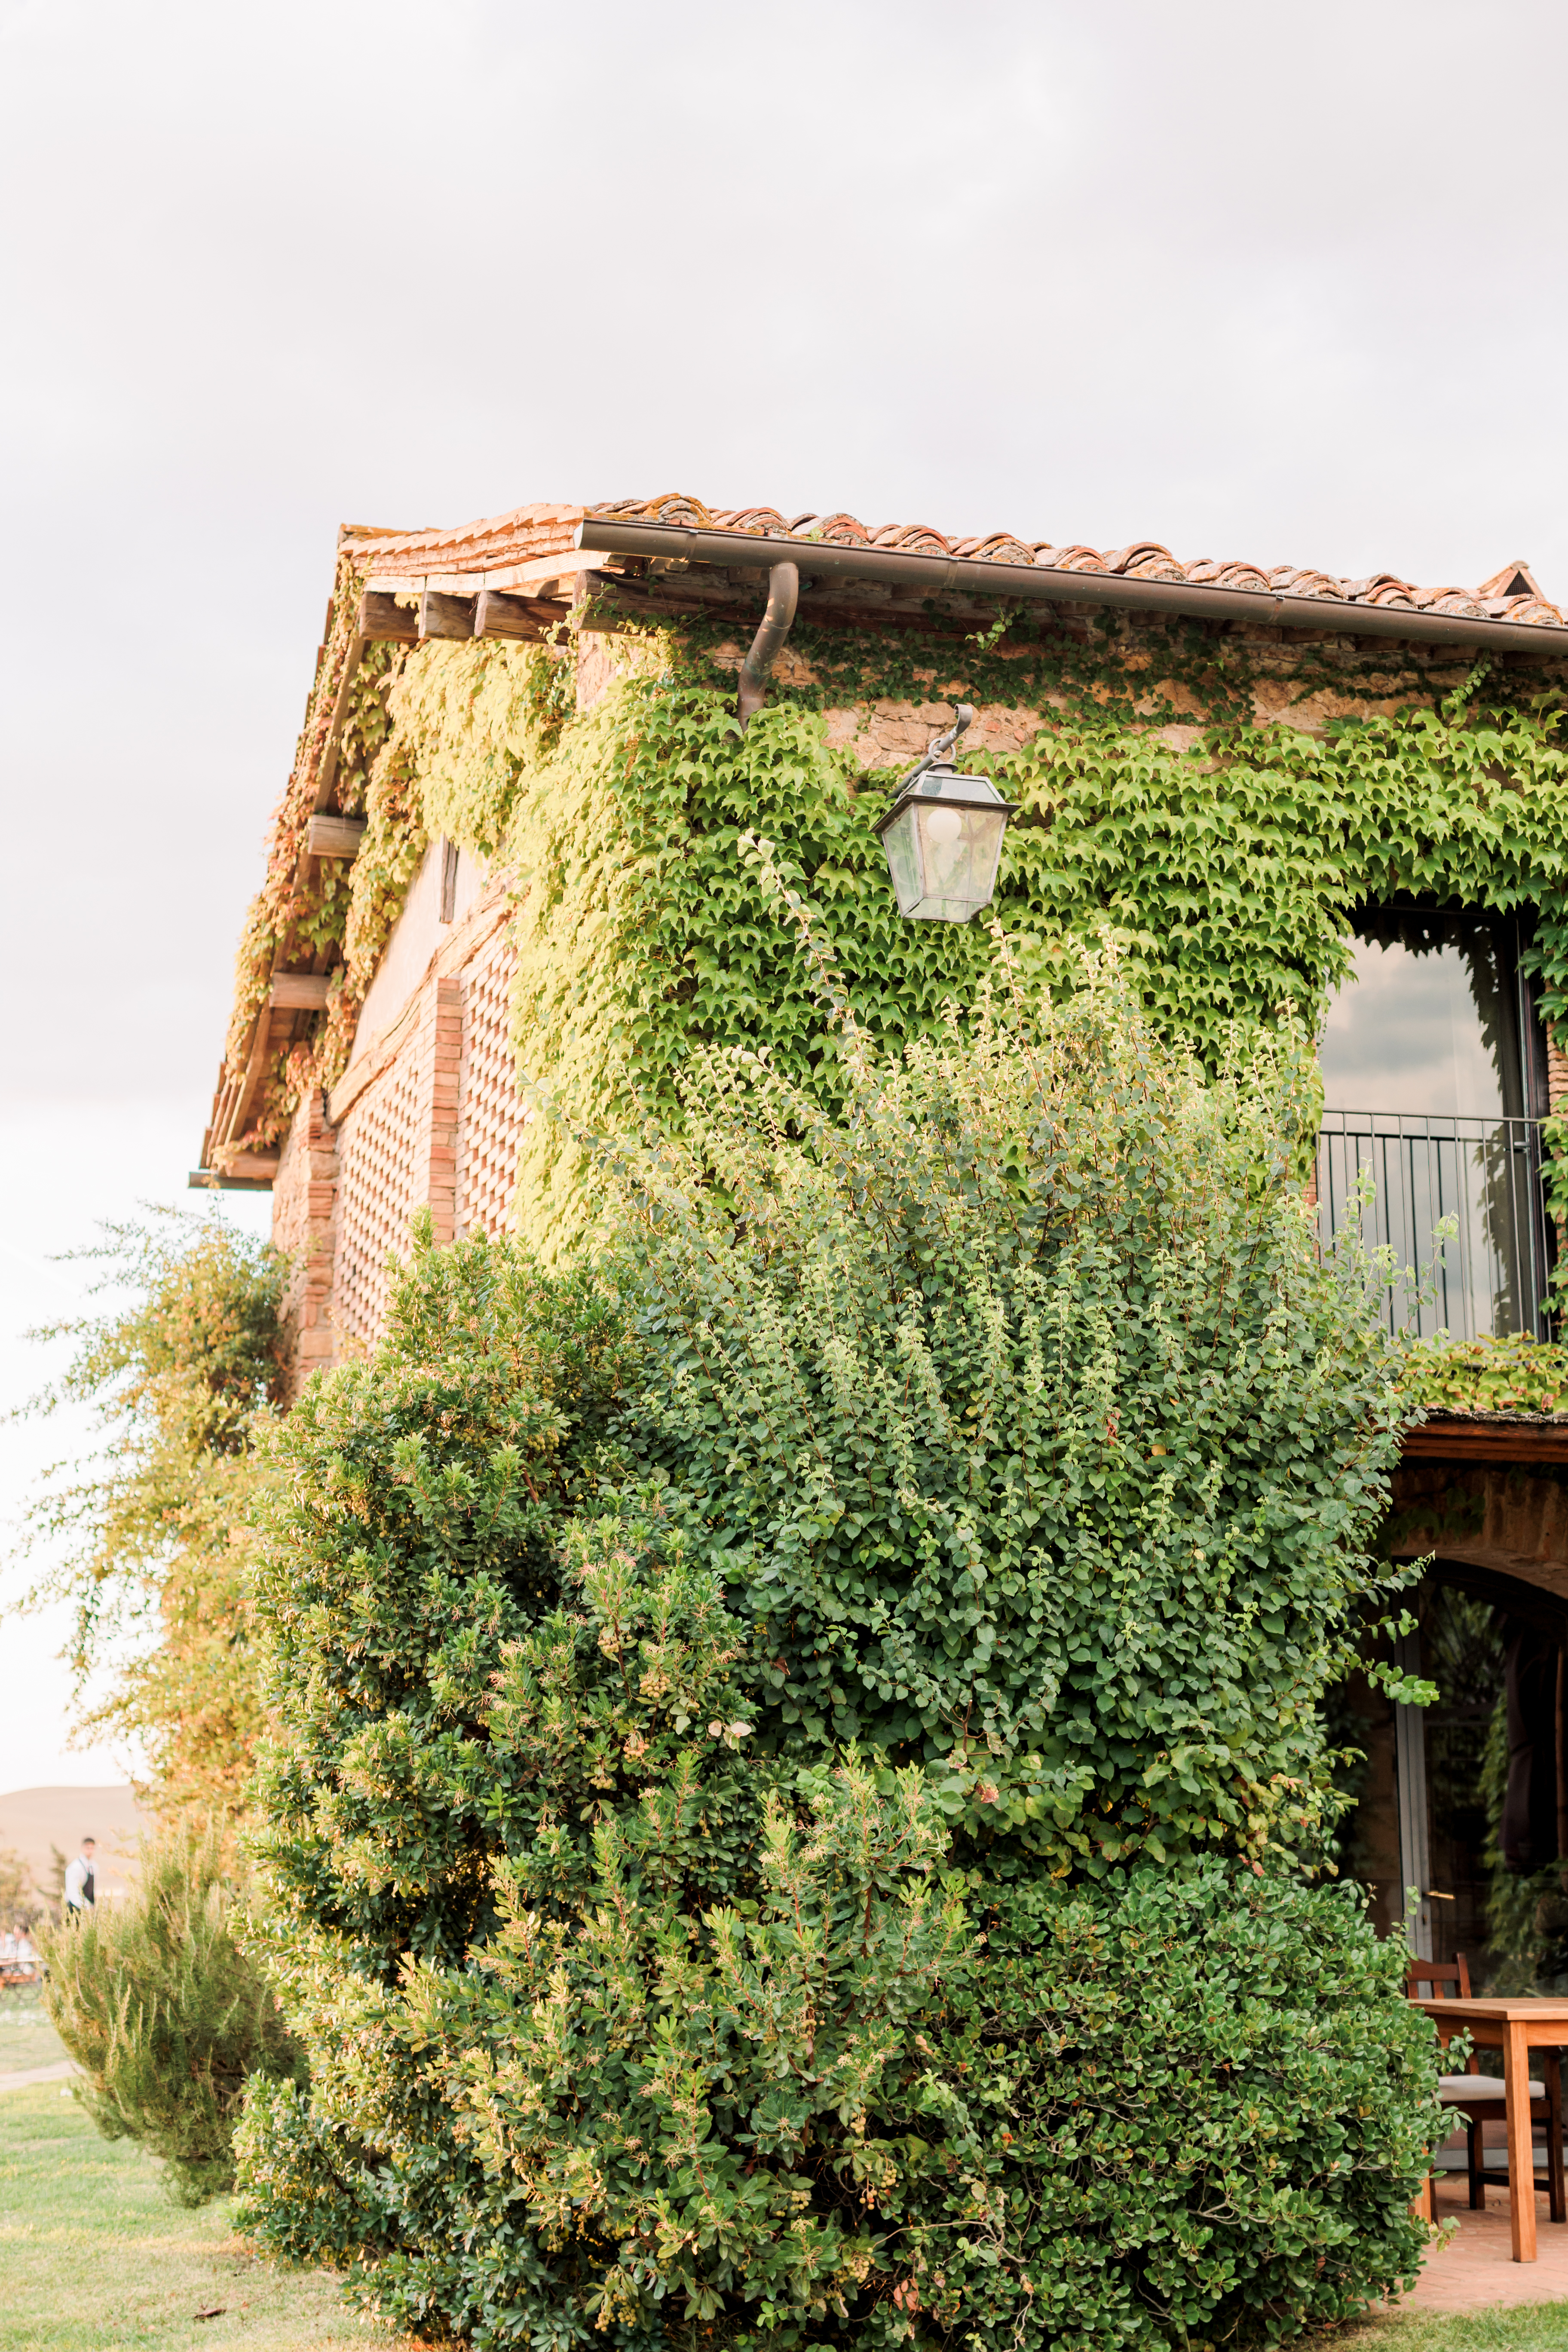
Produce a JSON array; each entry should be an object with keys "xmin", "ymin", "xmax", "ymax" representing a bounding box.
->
[
  {"xmin": 306, "ymin": 814, "xmax": 366, "ymax": 859},
  {"xmin": 187, "ymin": 1155, "xmax": 279, "ymax": 1192},
  {"xmin": 420, "ymin": 590, "xmax": 476, "ymax": 641},
  {"xmin": 271, "ymin": 973, "xmax": 334, "ymax": 1011}
]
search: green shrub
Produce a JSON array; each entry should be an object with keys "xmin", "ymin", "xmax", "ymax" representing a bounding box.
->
[
  {"xmin": 15, "ymin": 1209, "xmax": 287, "ymax": 1828},
  {"xmin": 239, "ymin": 970, "xmax": 1436, "ymax": 2347},
  {"xmin": 43, "ymin": 1824, "xmax": 302, "ymax": 2204},
  {"xmin": 609, "ymin": 960, "xmax": 1414, "ymax": 1875},
  {"xmin": 893, "ymin": 1865, "xmax": 1435, "ymax": 2346},
  {"xmin": 1400, "ymin": 1330, "xmax": 1568, "ymax": 1416}
]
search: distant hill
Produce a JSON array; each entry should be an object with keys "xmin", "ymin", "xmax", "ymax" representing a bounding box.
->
[{"xmin": 0, "ymin": 1786, "xmax": 146, "ymax": 1903}]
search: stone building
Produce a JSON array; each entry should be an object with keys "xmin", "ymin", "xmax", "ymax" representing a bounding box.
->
[{"xmin": 198, "ymin": 490, "xmax": 1568, "ymax": 1973}]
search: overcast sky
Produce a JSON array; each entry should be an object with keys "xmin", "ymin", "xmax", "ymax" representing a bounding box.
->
[{"xmin": 3, "ymin": 0, "xmax": 1566, "ymax": 1783}]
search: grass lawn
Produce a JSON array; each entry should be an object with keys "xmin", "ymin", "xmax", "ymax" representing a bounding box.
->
[
  {"xmin": 1359, "ymin": 2315, "xmax": 1568, "ymax": 2351},
  {"xmin": 0, "ymin": 1986, "xmax": 67, "ymax": 2076},
  {"xmin": 0, "ymin": 2063, "xmax": 422, "ymax": 2352}
]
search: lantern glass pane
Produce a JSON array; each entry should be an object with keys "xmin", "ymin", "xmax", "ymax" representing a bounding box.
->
[
  {"xmin": 882, "ymin": 802, "xmax": 924, "ymax": 916},
  {"xmin": 878, "ymin": 771, "xmax": 1012, "ymax": 921},
  {"xmin": 912, "ymin": 800, "xmax": 1007, "ymax": 919}
]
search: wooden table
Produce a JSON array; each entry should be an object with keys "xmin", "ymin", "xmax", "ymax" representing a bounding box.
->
[{"xmin": 1413, "ymin": 1997, "xmax": 1568, "ymax": 2262}]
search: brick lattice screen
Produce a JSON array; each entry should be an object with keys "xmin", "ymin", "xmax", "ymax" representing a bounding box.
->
[
  {"xmin": 456, "ymin": 931, "xmax": 529, "ymax": 1238},
  {"xmin": 335, "ymin": 1047, "xmax": 430, "ymax": 1345}
]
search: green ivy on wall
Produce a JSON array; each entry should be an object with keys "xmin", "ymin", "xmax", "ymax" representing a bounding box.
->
[{"xmin": 226, "ymin": 593, "xmax": 1568, "ymax": 1274}]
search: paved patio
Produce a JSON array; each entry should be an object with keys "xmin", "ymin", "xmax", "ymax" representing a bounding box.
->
[{"xmin": 1404, "ymin": 2174, "xmax": 1568, "ymax": 2310}]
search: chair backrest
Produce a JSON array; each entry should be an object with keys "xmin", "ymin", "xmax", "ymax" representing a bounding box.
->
[{"xmin": 1407, "ymin": 1955, "xmax": 1473, "ymax": 2000}]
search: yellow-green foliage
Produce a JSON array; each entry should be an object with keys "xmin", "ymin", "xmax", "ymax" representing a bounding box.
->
[
  {"xmin": 383, "ymin": 635, "xmax": 565, "ymax": 858},
  {"xmin": 1401, "ymin": 1330, "xmax": 1568, "ymax": 1415},
  {"xmin": 218, "ymin": 566, "xmax": 374, "ymax": 1097},
  {"xmin": 224, "ymin": 600, "xmax": 1568, "ymax": 1259},
  {"xmin": 15, "ymin": 1210, "xmax": 285, "ymax": 1827}
]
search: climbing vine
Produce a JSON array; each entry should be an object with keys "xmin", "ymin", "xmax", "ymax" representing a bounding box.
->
[{"xmin": 218, "ymin": 588, "xmax": 1568, "ymax": 1267}]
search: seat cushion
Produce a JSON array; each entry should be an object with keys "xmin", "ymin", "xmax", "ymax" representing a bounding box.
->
[{"xmin": 1438, "ymin": 2074, "xmax": 1546, "ymax": 2101}]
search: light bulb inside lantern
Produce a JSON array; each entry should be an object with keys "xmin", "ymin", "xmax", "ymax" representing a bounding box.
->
[{"xmin": 924, "ymin": 806, "xmax": 963, "ymax": 845}]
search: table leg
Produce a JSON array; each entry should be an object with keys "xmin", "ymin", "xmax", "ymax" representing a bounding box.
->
[{"xmin": 1506, "ymin": 2024, "xmax": 1538, "ymax": 2262}]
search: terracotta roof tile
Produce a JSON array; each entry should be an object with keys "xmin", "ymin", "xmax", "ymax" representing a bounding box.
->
[
  {"xmin": 709, "ymin": 507, "xmax": 793, "ymax": 537},
  {"xmin": 1411, "ymin": 586, "xmax": 1488, "ymax": 619},
  {"xmin": 1351, "ymin": 575, "xmax": 1419, "ymax": 610},
  {"xmin": 1037, "ymin": 545, "xmax": 1109, "ymax": 573},
  {"xmin": 1494, "ymin": 593, "xmax": 1566, "ymax": 625},
  {"xmin": 1478, "ymin": 560, "xmax": 1544, "ymax": 601},
  {"xmin": 870, "ymin": 524, "xmax": 951, "ymax": 553},
  {"xmin": 1268, "ymin": 567, "xmax": 1345, "ymax": 599},
  {"xmin": 341, "ymin": 491, "xmax": 1559, "ymax": 628},
  {"xmin": 634, "ymin": 493, "xmax": 712, "ymax": 527},
  {"xmin": 1187, "ymin": 559, "xmax": 1273, "ymax": 593},
  {"xmin": 793, "ymin": 513, "xmax": 871, "ymax": 546},
  {"xmin": 1108, "ymin": 542, "xmax": 1188, "ymax": 582},
  {"xmin": 952, "ymin": 532, "xmax": 1038, "ymax": 565}
]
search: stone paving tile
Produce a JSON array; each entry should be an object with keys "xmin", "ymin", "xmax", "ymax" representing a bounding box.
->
[{"xmin": 1403, "ymin": 2178, "xmax": 1568, "ymax": 2310}]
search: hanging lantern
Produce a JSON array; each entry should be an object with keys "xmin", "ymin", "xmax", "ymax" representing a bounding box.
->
[{"xmin": 874, "ymin": 705, "xmax": 1015, "ymax": 922}]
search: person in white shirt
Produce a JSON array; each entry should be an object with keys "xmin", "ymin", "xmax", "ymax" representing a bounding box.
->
[{"xmin": 64, "ymin": 1839, "xmax": 96, "ymax": 1914}]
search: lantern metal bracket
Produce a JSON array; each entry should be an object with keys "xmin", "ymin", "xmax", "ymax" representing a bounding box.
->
[{"xmin": 894, "ymin": 704, "xmax": 976, "ymax": 796}]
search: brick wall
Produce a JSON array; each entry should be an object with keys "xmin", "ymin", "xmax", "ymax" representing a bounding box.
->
[
  {"xmin": 273, "ymin": 881, "xmax": 530, "ymax": 1384},
  {"xmin": 1550, "ymin": 1036, "xmax": 1568, "ymax": 1116},
  {"xmin": 271, "ymin": 1085, "xmax": 339, "ymax": 1401}
]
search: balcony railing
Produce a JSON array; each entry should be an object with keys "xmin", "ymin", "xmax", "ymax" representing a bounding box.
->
[{"xmin": 1315, "ymin": 1110, "xmax": 1553, "ymax": 1340}]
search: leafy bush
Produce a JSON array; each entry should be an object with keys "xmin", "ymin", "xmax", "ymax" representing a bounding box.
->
[
  {"xmin": 609, "ymin": 956, "xmax": 1414, "ymax": 1874},
  {"xmin": 1400, "ymin": 1329, "xmax": 1568, "ymax": 1416},
  {"xmin": 15, "ymin": 1209, "xmax": 286, "ymax": 1826},
  {"xmin": 894, "ymin": 1865, "xmax": 1435, "ymax": 2346},
  {"xmin": 239, "ymin": 969, "xmax": 1435, "ymax": 2347},
  {"xmin": 43, "ymin": 1824, "xmax": 302, "ymax": 2204},
  {"xmin": 0, "ymin": 1845, "xmax": 41, "ymax": 1932}
]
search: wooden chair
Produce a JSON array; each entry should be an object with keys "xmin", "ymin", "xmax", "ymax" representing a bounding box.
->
[{"xmin": 1409, "ymin": 1954, "xmax": 1566, "ymax": 2220}]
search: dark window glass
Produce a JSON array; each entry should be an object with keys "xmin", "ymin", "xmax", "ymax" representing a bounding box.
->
[{"xmin": 1320, "ymin": 910, "xmax": 1524, "ymax": 1119}]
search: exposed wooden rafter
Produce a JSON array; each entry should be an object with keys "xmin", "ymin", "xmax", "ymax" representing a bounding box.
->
[
  {"xmin": 271, "ymin": 973, "xmax": 334, "ymax": 1011},
  {"xmin": 306, "ymin": 813, "xmax": 367, "ymax": 858}
]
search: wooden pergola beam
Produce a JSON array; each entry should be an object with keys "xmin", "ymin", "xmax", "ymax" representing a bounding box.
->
[
  {"xmin": 358, "ymin": 591, "xmax": 419, "ymax": 643},
  {"xmin": 474, "ymin": 588, "xmax": 556, "ymax": 641},
  {"xmin": 188, "ymin": 1155, "xmax": 280, "ymax": 1192}
]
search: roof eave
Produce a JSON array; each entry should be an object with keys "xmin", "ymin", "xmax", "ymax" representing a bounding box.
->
[{"xmin": 575, "ymin": 518, "xmax": 1568, "ymax": 658}]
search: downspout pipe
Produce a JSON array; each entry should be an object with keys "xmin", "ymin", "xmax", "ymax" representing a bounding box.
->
[
  {"xmin": 737, "ymin": 561, "xmax": 799, "ymax": 728},
  {"xmin": 576, "ymin": 518, "xmax": 1568, "ymax": 660}
]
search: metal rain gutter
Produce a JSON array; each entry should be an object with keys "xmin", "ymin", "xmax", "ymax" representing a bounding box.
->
[
  {"xmin": 736, "ymin": 560, "xmax": 799, "ymax": 728},
  {"xmin": 575, "ymin": 517, "xmax": 1568, "ymax": 658}
]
